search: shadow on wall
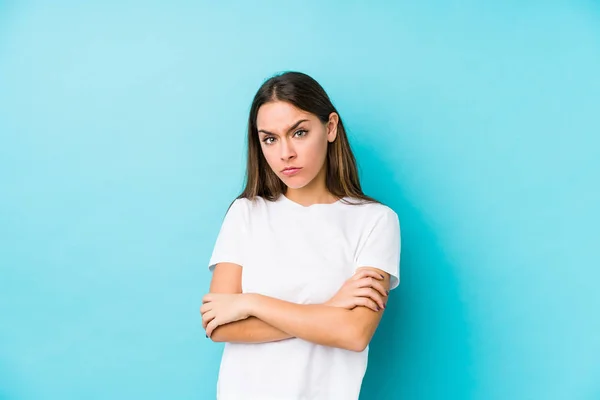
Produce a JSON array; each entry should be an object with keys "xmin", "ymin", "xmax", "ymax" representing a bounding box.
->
[{"xmin": 355, "ymin": 129, "xmax": 475, "ymax": 400}]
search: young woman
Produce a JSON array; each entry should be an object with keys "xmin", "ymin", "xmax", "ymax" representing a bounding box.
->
[{"xmin": 201, "ymin": 71, "xmax": 401, "ymax": 400}]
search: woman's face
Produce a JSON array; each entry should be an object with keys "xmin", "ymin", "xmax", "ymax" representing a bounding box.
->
[{"xmin": 256, "ymin": 101, "xmax": 338, "ymax": 190}]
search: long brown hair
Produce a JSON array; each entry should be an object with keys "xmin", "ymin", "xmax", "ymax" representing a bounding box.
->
[{"xmin": 237, "ymin": 71, "xmax": 379, "ymax": 205}]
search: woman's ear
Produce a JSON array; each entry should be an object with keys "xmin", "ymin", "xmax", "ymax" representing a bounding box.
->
[{"xmin": 326, "ymin": 112, "xmax": 339, "ymax": 143}]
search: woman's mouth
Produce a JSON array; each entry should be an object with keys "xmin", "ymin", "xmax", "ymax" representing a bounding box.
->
[{"xmin": 281, "ymin": 167, "xmax": 302, "ymax": 176}]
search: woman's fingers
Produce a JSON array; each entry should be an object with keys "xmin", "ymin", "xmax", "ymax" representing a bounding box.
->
[
  {"xmin": 202, "ymin": 310, "xmax": 215, "ymax": 329},
  {"xmin": 205, "ymin": 318, "xmax": 220, "ymax": 338},
  {"xmin": 200, "ymin": 303, "xmax": 212, "ymax": 314},
  {"xmin": 355, "ymin": 288, "xmax": 385, "ymax": 309},
  {"xmin": 352, "ymin": 269, "xmax": 384, "ymax": 281},
  {"xmin": 356, "ymin": 277, "xmax": 388, "ymax": 298},
  {"xmin": 355, "ymin": 296, "xmax": 380, "ymax": 312}
]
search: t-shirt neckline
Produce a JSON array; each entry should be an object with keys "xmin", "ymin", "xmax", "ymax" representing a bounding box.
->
[{"xmin": 278, "ymin": 193, "xmax": 345, "ymax": 209}]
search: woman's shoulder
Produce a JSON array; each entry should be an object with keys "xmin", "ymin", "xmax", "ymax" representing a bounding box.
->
[
  {"xmin": 229, "ymin": 195, "xmax": 273, "ymax": 212},
  {"xmin": 342, "ymin": 197, "xmax": 398, "ymax": 218},
  {"xmin": 341, "ymin": 198, "xmax": 400, "ymax": 238}
]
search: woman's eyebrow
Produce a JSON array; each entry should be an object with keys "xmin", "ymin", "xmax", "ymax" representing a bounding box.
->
[{"xmin": 258, "ymin": 119, "xmax": 309, "ymax": 136}]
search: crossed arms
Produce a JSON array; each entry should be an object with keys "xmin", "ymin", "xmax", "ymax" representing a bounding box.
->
[{"xmin": 201, "ymin": 262, "xmax": 391, "ymax": 352}]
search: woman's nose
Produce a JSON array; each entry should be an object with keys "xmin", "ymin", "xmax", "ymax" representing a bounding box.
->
[{"xmin": 280, "ymin": 140, "xmax": 296, "ymax": 160}]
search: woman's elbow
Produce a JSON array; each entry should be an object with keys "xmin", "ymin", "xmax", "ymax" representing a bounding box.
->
[
  {"xmin": 339, "ymin": 326, "xmax": 370, "ymax": 352},
  {"xmin": 347, "ymin": 336, "xmax": 369, "ymax": 352}
]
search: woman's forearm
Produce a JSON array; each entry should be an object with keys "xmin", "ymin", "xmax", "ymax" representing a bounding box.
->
[
  {"xmin": 210, "ymin": 316, "xmax": 293, "ymax": 343},
  {"xmin": 245, "ymin": 294, "xmax": 363, "ymax": 351}
]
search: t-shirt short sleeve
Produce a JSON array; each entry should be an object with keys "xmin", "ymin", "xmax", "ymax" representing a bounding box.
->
[
  {"xmin": 355, "ymin": 207, "xmax": 401, "ymax": 290},
  {"xmin": 208, "ymin": 199, "xmax": 248, "ymax": 272}
]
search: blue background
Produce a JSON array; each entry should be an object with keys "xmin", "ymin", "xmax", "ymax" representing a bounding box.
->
[{"xmin": 1, "ymin": 1, "xmax": 599, "ymax": 399}]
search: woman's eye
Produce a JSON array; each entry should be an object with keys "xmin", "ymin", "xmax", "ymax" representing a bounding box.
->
[
  {"xmin": 262, "ymin": 137, "xmax": 276, "ymax": 145},
  {"xmin": 294, "ymin": 129, "xmax": 307, "ymax": 138}
]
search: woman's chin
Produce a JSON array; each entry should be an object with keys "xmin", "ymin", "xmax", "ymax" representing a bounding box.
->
[{"xmin": 280, "ymin": 176, "xmax": 309, "ymax": 190}]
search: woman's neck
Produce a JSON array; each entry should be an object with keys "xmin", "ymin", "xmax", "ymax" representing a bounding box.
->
[{"xmin": 284, "ymin": 180, "xmax": 338, "ymax": 207}]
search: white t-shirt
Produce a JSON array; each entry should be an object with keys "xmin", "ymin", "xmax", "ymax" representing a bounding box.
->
[{"xmin": 207, "ymin": 194, "xmax": 401, "ymax": 400}]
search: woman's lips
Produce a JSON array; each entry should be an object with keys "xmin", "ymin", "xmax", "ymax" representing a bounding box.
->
[{"xmin": 281, "ymin": 167, "xmax": 302, "ymax": 176}]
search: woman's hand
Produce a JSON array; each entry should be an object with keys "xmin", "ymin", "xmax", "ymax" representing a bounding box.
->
[
  {"xmin": 200, "ymin": 293, "xmax": 251, "ymax": 338},
  {"xmin": 325, "ymin": 269, "xmax": 388, "ymax": 312}
]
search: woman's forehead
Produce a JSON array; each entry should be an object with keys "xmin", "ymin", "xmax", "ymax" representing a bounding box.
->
[{"xmin": 257, "ymin": 102, "xmax": 314, "ymax": 129}]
